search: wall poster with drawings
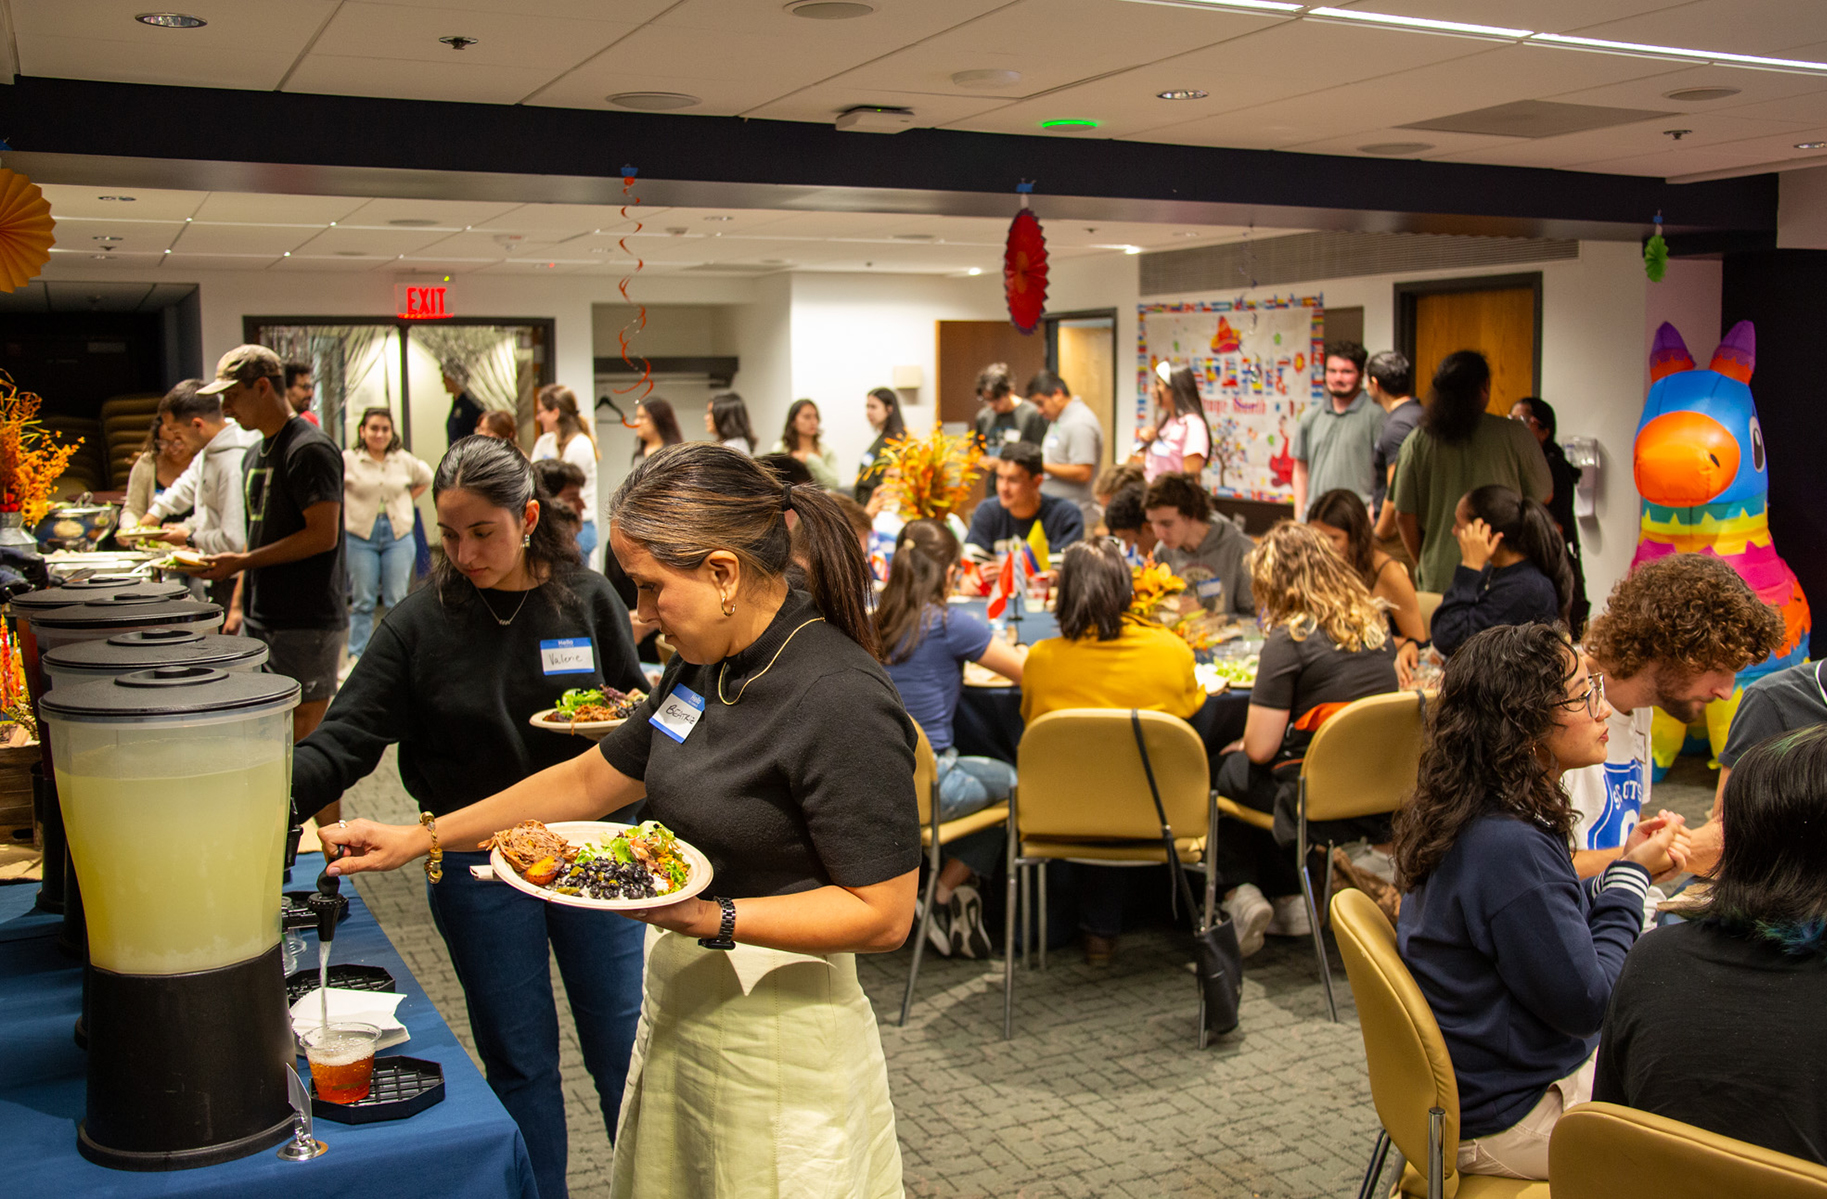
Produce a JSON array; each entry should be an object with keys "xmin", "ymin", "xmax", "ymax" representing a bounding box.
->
[{"xmin": 1136, "ymin": 297, "xmax": 1323, "ymax": 501}]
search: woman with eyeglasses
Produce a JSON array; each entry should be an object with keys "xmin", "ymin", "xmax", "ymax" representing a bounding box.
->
[{"xmin": 1391, "ymin": 622, "xmax": 1689, "ymax": 1182}]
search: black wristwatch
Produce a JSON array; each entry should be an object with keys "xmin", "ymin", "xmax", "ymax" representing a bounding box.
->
[{"xmin": 698, "ymin": 896, "xmax": 736, "ymax": 950}]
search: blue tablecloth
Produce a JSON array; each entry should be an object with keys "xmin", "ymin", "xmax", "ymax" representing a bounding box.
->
[{"xmin": 0, "ymin": 856, "xmax": 537, "ymax": 1198}]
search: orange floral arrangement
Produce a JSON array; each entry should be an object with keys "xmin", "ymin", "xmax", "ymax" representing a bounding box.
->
[
  {"xmin": 1128, "ymin": 561, "xmax": 1219, "ymax": 651},
  {"xmin": 0, "ymin": 370, "xmax": 82, "ymax": 527},
  {"xmin": 875, "ymin": 424, "xmax": 986, "ymax": 520}
]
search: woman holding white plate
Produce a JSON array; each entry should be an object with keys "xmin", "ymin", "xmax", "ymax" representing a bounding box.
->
[
  {"xmin": 295, "ymin": 434, "xmax": 645, "ymax": 1199},
  {"xmin": 324, "ymin": 441, "xmax": 920, "ymax": 1199}
]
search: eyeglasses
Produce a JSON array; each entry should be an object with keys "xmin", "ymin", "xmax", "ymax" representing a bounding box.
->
[{"xmin": 1555, "ymin": 672, "xmax": 1605, "ymax": 719}]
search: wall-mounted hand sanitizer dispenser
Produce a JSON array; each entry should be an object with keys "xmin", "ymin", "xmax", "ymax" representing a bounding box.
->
[{"xmin": 1563, "ymin": 437, "xmax": 1601, "ymax": 519}]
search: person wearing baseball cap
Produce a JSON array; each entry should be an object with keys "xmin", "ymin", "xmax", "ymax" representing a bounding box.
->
[{"xmin": 195, "ymin": 345, "xmax": 349, "ymax": 820}]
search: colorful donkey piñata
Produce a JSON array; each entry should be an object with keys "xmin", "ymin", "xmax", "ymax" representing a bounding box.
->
[{"xmin": 1632, "ymin": 320, "xmax": 1810, "ymax": 774}]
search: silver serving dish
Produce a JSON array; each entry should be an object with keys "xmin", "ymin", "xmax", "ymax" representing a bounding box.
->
[{"xmin": 34, "ymin": 493, "xmax": 119, "ymax": 552}]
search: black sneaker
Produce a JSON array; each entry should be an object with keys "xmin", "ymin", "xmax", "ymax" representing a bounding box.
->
[
  {"xmin": 923, "ymin": 897, "xmax": 954, "ymax": 957},
  {"xmin": 949, "ymin": 885, "xmax": 992, "ymax": 959}
]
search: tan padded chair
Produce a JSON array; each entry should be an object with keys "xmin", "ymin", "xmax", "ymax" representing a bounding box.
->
[
  {"xmin": 1005, "ymin": 708, "xmax": 1218, "ymax": 1043},
  {"xmin": 1215, "ymin": 690, "xmax": 1426, "ymax": 1021},
  {"xmin": 1415, "ymin": 591, "xmax": 1443, "ymax": 641},
  {"xmin": 899, "ymin": 721, "xmax": 1008, "ymax": 1026},
  {"xmin": 1550, "ymin": 1102, "xmax": 1827, "ymax": 1199},
  {"xmin": 1330, "ymin": 888, "xmax": 1547, "ymax": 1199}
]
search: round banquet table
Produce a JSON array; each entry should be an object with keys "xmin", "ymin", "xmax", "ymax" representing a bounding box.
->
[{"xmin": 945, "ymin": 597, "xmax": 1254, "ymax": 784}]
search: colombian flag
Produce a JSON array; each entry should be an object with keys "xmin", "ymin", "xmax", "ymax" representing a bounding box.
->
[{"xmin": 1025, "ymin": 520, "xmax": 1050, "ymax": 573}]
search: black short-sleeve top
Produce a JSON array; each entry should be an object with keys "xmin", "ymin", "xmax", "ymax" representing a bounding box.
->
[{"xmin": 597, "ymin": 590, "xmax": 921, "ymax": 898}]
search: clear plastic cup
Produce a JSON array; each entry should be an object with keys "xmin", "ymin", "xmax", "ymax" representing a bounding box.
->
[{"xmin": 300, "ymin": 1022, "xmax": 380, "ymax": 1104}]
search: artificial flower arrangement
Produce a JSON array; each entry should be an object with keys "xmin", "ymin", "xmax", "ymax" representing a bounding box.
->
[
  {"xmin": 1127, "ymin": 560, "xmax": 1221, "ymax": 652},
  {"xmin": 0, "ymin": 370, "xmax": 81, "ymax": 527},
  {"xmin": 874, "ymin": 424, "xmax": 986, "ymax": 521}
]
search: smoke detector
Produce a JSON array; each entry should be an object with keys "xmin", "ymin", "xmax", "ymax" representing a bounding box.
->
[{"xmin": 836, "ymin": 106, "xmax": 915, "ymax": 134}]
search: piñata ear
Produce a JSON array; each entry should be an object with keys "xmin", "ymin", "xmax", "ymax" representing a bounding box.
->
[
  {"xmin": 1649, "ymin": 322, "xmax": 1696, "ymax": 383},
  {"xmin": 1709, "ymin": 320, "xmax": 1755, "ymax": 384}
]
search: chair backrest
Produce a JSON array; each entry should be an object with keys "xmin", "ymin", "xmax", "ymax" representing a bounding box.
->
[
  {"xmin": 1330, "ymin": 888, "xmax": 1466, "ymax": 1197},
  {"xmin": 1016, "ymin": 708, "xmax": 1207, "ymax": 842},
  {"xmin": 1550, "ymin": 1103, "xmax": 1827, "ymax": 1199},
  {"xmin": 910, "ymin": 719, "xmax": 938, "ymax": 827},
  {"xmin": 1416, "ymin": 590, "xmax": 1443, "ymax": 639},
  {"xmin": 1303, "ymin": 690, "xmax": 1425, "ymax": 823}
]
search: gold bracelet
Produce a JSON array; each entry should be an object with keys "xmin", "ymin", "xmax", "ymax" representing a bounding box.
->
[{"xmin": 419, "ymin": 812, "xmax": 443, "ymax": 884}]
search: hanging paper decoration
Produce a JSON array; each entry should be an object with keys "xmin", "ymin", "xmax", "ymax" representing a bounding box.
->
[
  {"xmin": 606, "ymin": 165, "xmax": 649, "ymax": 427},
  {"xmin": 1644, "ymin": 210, "xmax": 1668, "ymax": 283},
  {"xmin": 0, "ymin": 169, "xmax": 55, "ymax": 293},
  {"xmin": 1004, "ymin": 193, "xmax": 1048, "ymax": 334}
]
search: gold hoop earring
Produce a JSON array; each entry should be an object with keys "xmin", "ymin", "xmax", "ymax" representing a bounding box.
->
[{"xmin": 721, "ymin": 596, "xmax": 735, "ymax": 617}]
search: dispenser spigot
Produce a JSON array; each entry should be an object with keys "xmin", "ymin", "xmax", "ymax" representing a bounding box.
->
[{"xmin": 308, "ymin": 845, "xmax": 348, "ymax": 944}]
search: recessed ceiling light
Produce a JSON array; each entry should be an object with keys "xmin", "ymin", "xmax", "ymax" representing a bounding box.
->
[
  {"xmin": 787, "ymin": 1, "xmax": 875, "ymax": 18},
  {"xmin": 967, "ymin": 267, "xmax": 983, "ymax": 275},
  {"xmin": 1359, "ymin": 141, "xmax": 1435, "ymax": 155},
  {"xmin": 952, "ymin": 69, "xmax": 1021, "ymax": 89},
  {"xmin": 135, "ymin": 12, "xmax": 206, "ymax": 28},
  {"xmin": 1665, "ymin": 86, "xmax": 1741, "ymax": 101},
  {"xmin": 1157, "ymin": 88, "xmax": 1209, "ymax": 100},
  {"xmin": 1123, "ymin": 246, "xmax": 1143, "ymax": 255},
  {"xmin": 283, "ymin": 252, "xmax": 291, "ymax": 257},
  {"xmin": 438, "ymin": 35, "xmax": 479, "ymax": 50},
  {"xmin": 608, "ymin": 91, "xmax": 702, "ymax": 111},
  {"xmin": 92, "ymin": 235, "xmax": 122, "ymax": 242},
  {"xmin": 388, "ymin": 218, "xmax": 440, "ymax": 227},
  {"xmin": 1797, "ymin": 141, "xmax": 1827, "ymax": 150},
  {"xmin": 98, "ymin": 195, "xmax": 135, "ymax": 202},
  {"xmin": 90, "ymin": 255, "xmax": 111, "ymax": 260},
  {"xmin": 1041, "ymin": 118, "xmax": 1099, "ymax": 129}
]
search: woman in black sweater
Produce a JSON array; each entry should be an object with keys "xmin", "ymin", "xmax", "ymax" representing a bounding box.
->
[
  {"xmin": 323, "ymin": 443, "xmax": 920, "ymax": 1199},
  {"xmin": 1431, "ymin": 484, "xmax": 1572, "ymax": 657},
  {"xmin": 293, "ymin": 436, "xmax": 646, "ymax": 1199},
  {"xmin": 1597, "ymin": 724, "xmax": 1827, "ymax": 1165}
]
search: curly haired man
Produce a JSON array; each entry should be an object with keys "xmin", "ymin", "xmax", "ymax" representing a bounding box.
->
[{"xmin": 1569, "ymin": 554, "xmax": 1785, "ymax": 885}]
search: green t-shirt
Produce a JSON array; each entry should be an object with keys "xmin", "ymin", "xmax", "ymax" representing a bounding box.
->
[{"xmin": 1391, "ymin": 413, "xmax": 1552, "ymax": 592}]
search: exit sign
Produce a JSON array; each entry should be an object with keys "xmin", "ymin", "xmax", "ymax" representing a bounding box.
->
[{"xmin": 395, "ymin": 284, "xmax": 451, "ymax": 320}]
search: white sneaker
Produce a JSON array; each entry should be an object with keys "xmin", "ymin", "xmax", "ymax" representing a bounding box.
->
[
  {"xmin": 1267, "ymin": 894, "xmax": 1312, "ymax": 938},
  {"xmin": 923, "ymin": 896, "xmax": 954, "ymax": 957},
  {"xmin": 1348, "ymin": 842, "xmax": 1397, "ymax": 885},
  {"xmin": 1225, "ymin": 883, "xmax": 1274, "ymax": 958}
]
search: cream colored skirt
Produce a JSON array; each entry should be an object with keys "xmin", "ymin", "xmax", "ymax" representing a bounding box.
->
[{"xmin": 610, "ymin": 928, "xmax": 904, "ymax": 1199}]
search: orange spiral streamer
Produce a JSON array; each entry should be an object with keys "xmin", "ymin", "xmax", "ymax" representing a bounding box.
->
[{"xmin": 612, "ymin": 172, "xmax": 652, "ymax": 416}]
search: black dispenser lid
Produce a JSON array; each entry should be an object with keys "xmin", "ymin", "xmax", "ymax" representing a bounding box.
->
[
  {"xmin": 41, "ymin": 665, "xmax": 300, "ymax": 720},
  {"xmin": 10, "ymin": 576, "xmax": 190, "ymax": 612},
  {"xmin": 29, "ymin": 597, "xmax": 221, "ymax": 631},
  {"xmin": 43, "ymin": 629, "xmax": 267, "ymax": 672}
]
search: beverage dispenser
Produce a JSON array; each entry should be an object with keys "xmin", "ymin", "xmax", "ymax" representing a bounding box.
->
[
  {"xmin": 41, "ymin": 665, "xmax": 301, "ymax": 1170},
  {"xmin": 43, "ymin": 629, "xmax": 267, "ymax": 690}
]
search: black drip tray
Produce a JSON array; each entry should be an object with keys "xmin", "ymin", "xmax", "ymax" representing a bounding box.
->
[
  {"xmin": 285, "ymin": 964, "xmax": 397, "ymax": 1006},
  {"xmin": 312, "ymin": 1055, "xmax": 445, "ymax": 1124}
]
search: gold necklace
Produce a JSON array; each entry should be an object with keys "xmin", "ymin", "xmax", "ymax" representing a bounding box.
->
[{"xmin": 717, "ymin": 617, "xmax": 824, "ymax": 705}]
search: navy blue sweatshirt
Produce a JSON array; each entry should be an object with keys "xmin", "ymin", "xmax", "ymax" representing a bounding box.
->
[
  {"xmin": 1397, "ymin": 814, "xmax": 1650, "ymax": 1138},
  {"xmin": 1431, "ymin": 560, "xmax": 1561, "ymax": 657}
]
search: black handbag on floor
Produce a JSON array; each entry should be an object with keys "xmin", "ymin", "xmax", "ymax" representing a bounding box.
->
[{"xmin": 1130, "ymin": 710, "xmax": 1244, "ymax": 1038}]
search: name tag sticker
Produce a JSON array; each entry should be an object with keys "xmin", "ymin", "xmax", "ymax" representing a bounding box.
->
[
  {"xmin": 1195, "ymin": 579, "xmax": 1225, "ymax": 599},
  {"xmin": 1001, "ymin": 428, "xmax": 1020, "ymax": 443},
  {"xmin": 650, "ymin": 685, "xmax": 706, "ymax": 744},
  {"xmin": 860, "ymin": 452, "xmax": 876, "ymax": 469},
  {"xmin": 540, "ymin": 638, "xmax": 595, "ymax": 675}
]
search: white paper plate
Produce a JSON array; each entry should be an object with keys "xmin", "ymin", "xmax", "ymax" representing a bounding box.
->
[
  {"xmin": 488, "ymin": 821, "xmax": 713, "ymax": 913},
  {"xmin": 528, "ymin": 708, "xmax": 627, "ymax": 740}
]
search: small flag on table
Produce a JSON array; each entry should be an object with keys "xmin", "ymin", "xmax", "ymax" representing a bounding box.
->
[
  {"xmin": 1025, "ymin": 520, "xmax": 1051, "ymax": 573},
  {"xmin": 986, "ymin": 549, "xmax": 1017, "ymax": 620}
]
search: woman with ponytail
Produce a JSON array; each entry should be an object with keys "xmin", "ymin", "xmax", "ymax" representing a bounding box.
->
[
  {"xmin": 292, "ymin": 435, "xmax": 647, "ymax": 1199},
  {"xmin": 1431, "ymin": 483, "xmax": 1573, "ymax": 657},
  {"xmin": 875, "ymin": 518, "xmax": 1027, "ymax": 957},
  {"xmin": 322, "ymin": 441, "xmax": 921, "ymax": 1199},
  {"xmin": 532, "ymin": 383, "xmax": 600, "ymax": 560}
]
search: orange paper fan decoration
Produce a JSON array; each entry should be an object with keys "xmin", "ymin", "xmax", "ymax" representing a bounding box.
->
[{"xmin": 0, "ymin": 169, "xmax": 55, "ymax": 293}]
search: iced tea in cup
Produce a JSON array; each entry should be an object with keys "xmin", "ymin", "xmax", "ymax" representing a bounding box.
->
[{"xmin": 301, "ymin": 1022, "xmax": 380, "ymax": 1104}]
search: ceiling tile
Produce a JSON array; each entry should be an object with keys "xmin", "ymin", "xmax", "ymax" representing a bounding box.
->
[
  {"xmin": 468, "ymin": 203, "xmax": 640, "ymax": 234},
  {"xmin": 1429, "ymin": 112, "xmax": 1817, "ymax": 170},
  {"xmin": 1564, "ymin": 0, "xmax": 1827, "ymax": 56},
  {"xmin": 370, "ymin": 0, "xmax": 676, "ymax": 18},
  {"xmin": 45, "ymin": 249, "xmax": 168, "ymax": 270},
  {"xmin": 1329, "ymin": 0, "xmax": 1687, "ymax": 35},
  {"xmin": 292, "ymin": 225, "xmax": 462, "ymax": 256},
  {"xmin": 189, "ymin": 193, "xmax": 371, "ymax": 224},
  {"xmin": 13, "ymin": 0, "xmax": 338, "ymax": 89},
  {"xmin": 742, "ymin": 86, "xmax": 1014, "ymax": 127},
  {"xmin": 168, "ymin": 224, "xmax": 321, "ymax": 255},
  {"xmin": 339, "ymin": 197, "xmax": 524, "ymax": 226},
  {"xmin": 270, "ymin": 255, "xmax": 405, "ymax": 273},
  {"xmin": 651, "ymin": 0, "xmax": 1009, "ymax": 41},
  {"xmin": 1543, "ymin": 60, "xmax": 1827, "ymax": 112},
  {"xmin": 37, "ymin": 184, "xmax": 208, "ymax": 222},
  {"xmin": 284, "ymin": 54, "xmax": 559, "ymax": 104},
  {"xmin": 48, "ymin": 218, "xmax": 183, "ymax": 254},
  {"xmin": 310, "ymin": 2, "xmax": 640, "ymax": 69},
  {"xmin": 159, "ymin": 253, "xmax": 285, "ymax": 271},
  {"xmin": 18, "ymin": 36, "xmax": 299, "ymax": 88}
]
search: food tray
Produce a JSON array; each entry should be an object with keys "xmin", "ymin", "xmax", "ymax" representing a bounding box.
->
[
  {"xmin": 527, "ymin": 708, "xmax": 626, "ymax": 741},
  {"xmin": 489, "ymin": 820, "xmax": 713, "ymax": 913},
  {"xmin": 311, "ymin": 1055, "xmax": 444, "ymax": 1124},
  {"xmin": 286, "ymin": 963, "xmax": 397, "ymax": 1006}
]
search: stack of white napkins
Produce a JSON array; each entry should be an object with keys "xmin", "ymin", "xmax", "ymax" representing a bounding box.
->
[{"xmin": 289, "ymin": 987, "xmax": 410, "ymax": 1050}]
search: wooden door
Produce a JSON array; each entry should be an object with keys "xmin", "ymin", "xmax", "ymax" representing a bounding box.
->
[
  {"xmin": 936, "ymin": 321, "xmax": 1046, "ymax": 425},
  {"xmin": 1055, "ymin": 318, "xmax": 1115, "ymax": 463},
  {"xmin": 1413, "ymin": 286, "xmax": 1537, "ymax": 414}
]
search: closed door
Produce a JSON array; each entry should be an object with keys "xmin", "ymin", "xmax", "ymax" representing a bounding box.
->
[
  {"xmin": 1413, "ymin": 286, "xmax": 1537, "ymax": 414},
  {"xmin": 936, "ymin": 321, "xmax": 1047, "ymax": 425},
  {"xmin": 1052, "ymin": 316, "xmax": 1115, "ymax": 464}
]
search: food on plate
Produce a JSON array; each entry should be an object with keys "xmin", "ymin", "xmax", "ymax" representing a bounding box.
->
[
  {"xmin": 1204, "ymin": 656, "xmax": 1259, "ymax": 687},
  {"xmin": 547, "ymin": 685, "xmax": 646, "ymax": 725},
  {"xmin": 155, "ymin": 548, "xmax": 210, "ymax": 572},
  {"xmin": 488, "ymin": 819, "xmax": 691, "ymax": 902}
]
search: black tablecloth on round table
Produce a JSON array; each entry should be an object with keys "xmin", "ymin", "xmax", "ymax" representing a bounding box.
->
[{"xmin": 954, "ymin": 683, "xmax": 1252, "ymax": 785}]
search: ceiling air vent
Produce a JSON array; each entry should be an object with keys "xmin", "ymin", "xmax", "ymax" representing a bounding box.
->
[{"xmin": 1399, "ymin": 100, "xmax": 1676, "ymax": 139}]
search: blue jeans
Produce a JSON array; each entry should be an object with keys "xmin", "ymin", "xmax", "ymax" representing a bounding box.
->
[
  {"xmin": 347, "ymin": 514, "xmax": 414, "ymax": 658},
  {"xmin": 427, "ymin": 851, "xmax": 644, "ymax": 1199},
  {"xmin": 936, "ymin": 747, "xmax": 1015, "ymax": 880}
]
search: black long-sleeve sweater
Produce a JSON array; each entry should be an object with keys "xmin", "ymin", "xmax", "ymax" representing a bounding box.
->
[
  {"xmin": 1432, "ymin": 560, "xmax": 1561, "ymax": 657},
  {"xmin": 293, "ymin": 567, "xmax": 644, "ymax": 819}
]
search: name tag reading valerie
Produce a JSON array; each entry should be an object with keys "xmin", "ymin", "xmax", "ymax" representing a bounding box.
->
[
  {"xmin": 540, "ymin": 638, "xmax": 595, "ymax": 675},
  {"xmin": 650, "ymin": 685, "xmax": 706, "ymax": 744}
]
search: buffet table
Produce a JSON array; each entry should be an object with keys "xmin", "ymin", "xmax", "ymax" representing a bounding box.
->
[{"xmin": 0, "ymin": 856, "xmax": 537, "ymax": 1198}]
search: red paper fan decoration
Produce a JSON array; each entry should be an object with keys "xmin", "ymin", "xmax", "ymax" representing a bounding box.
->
[{"xmin": 1004, "ymin": 207, "xmax": 1048, "ymax": 334}]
